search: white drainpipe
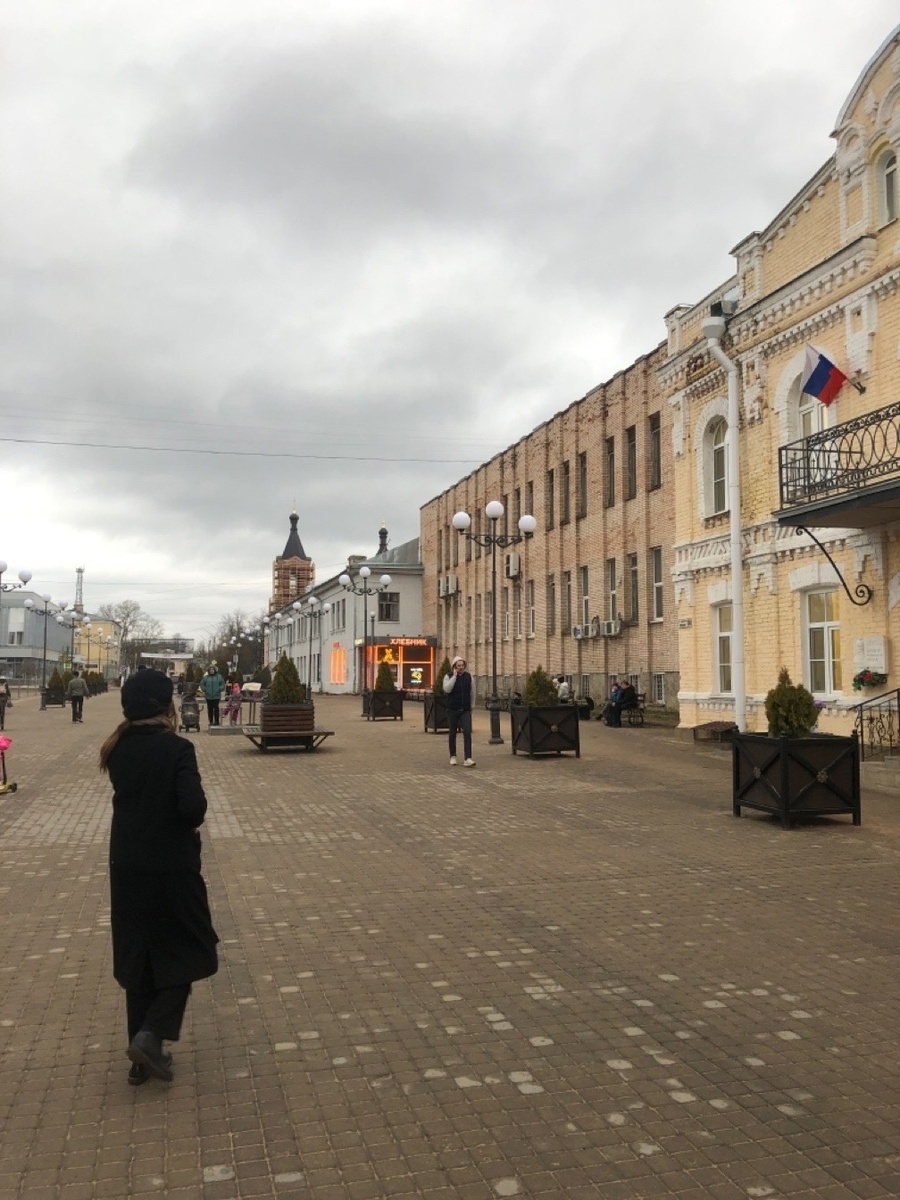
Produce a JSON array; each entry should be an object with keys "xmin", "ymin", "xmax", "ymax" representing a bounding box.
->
[{"xmin": 702, "ymin": 314, "xmax": 746, "ymax": 732}]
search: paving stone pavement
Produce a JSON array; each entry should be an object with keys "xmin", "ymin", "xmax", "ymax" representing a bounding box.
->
[{"xmin": 0, "ymin": 691, "xmax": 898, "ymax": 1200}]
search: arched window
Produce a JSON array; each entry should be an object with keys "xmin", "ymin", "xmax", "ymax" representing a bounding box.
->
[
  {"xmin": 710, "ymin": 418, "xmax": 728, "ymax": 514},
  {"xmin": 880, "ymin": 151, "xmax": 897, "ymax": 224}
]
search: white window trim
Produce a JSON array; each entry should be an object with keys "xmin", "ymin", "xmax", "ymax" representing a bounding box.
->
[
  {"xmin": 694, "ymin": 396, "xmax": 729, "ymax": 518},
  {"xmin": 803, "ymin": 588, "xmax": 842, "ymax": 697}
]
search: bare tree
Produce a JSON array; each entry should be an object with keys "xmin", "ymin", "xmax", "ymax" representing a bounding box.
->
[{"xmin": 98, "ymin": 601, "xmax": 163, "ymax": 671}]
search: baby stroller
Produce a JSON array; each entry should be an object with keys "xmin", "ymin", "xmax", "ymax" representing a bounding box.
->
[
  {"xmin": 179, "ymin": 693, "xmax": 201, "ymax": 733},
  {"xmin": 0, "ymin": 736, "xmax": 16, "ymax": 795}
]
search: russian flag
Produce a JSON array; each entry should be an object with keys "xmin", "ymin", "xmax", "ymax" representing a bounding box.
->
[{"xmin": 800, "ymin": 345, "xmax": 847, "ymax": 406}]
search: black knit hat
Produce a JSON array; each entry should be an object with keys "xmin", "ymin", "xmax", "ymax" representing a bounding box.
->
[{"xmin": 121, "ymin": 669, "xmax": 174, "ymax": 721}]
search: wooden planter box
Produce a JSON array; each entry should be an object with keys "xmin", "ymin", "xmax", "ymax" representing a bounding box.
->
[
  {"xmin": 43, "ymin": 689, "xmax": 67, "ymax": 708},
  {"xmin": 364, "ymin": 691, "xmax": 404, "ymax": 721},
  {"xmin": 732, "ymin": 732, "xmax": 861, "ymax": 829},
  {"xmin": 260, "ymin": 702, "xmax": 315, "ymax": 734},
  {"xmin": 423, "ymin": 693, "xmax": 449, "ymax": 733},
  {"xmin": 510, "ymin": 704, "xmax": 581, "ymax": 757}
]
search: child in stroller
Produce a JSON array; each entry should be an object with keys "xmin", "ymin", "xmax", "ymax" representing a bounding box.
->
[{"xmin": 178, "ymin": 692, "xmax": 201, "ymax": 732}]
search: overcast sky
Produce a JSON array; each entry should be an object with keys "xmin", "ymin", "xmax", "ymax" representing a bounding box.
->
[{"xmin": 2, "ymin": 1, "xmax": 897, "ymax": 642}]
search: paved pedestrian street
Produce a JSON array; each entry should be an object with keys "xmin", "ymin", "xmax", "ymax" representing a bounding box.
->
[{"xmin": 1, "ymin": 692, "xmax": 898, "ymax": 1200}]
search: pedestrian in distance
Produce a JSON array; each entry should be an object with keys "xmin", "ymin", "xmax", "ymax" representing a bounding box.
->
[
  {"xmin": 198, "ymin": 664, "xmax": 225, "ymax": 727},
  {"xmin": 443, "ymin": 655, "xmax": 476, "ymax": 767},
  {"xmin": 0, "ymin": 677, "xmax": 10, "ymax": 731},
  {"xmin": 99, "ymin": 669, "xmax": 219, "ymax": 1086},
  {"xmin": 556, "ymin": 675, "xmax": 570, "ymax": 702},
  {"xmin": 221, "ymin": 682, "xmax": 242, "ymax": 726},
  {"xmin": 66, "ymin": 670, "xmax": 90, "ymax": 722}
]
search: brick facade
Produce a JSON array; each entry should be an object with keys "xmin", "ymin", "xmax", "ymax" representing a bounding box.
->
[{"xmin": 421, "ymin": 345, "xmax": 680, "ymax": 710}]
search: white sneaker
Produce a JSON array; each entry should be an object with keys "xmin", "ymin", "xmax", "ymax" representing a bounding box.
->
[
  {"xmin": 463, "ymin": 758, "xmax": 476, "ymax": 768},
  {"xmin": 449, "ymin": 756, "xmax": 457, "ymax": 765}
]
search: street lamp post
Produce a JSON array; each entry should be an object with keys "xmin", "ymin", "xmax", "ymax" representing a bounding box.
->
[
  {"xmin": 0, "ymin": 564, "xmax": 32, "ymax": 666},
  {"xmin": 23, "ymin": 594, "xmax": 54, "ymax": 709},
  {"xmin": 338, "ymin": 566, "xmax": 392, "ymax": 714},
  {"xmin": 452, "ymin": 501, "xmax": 537, "ymax": 745},
  {"xmin": 56, "ymin": 608, "xmax": 83, "ymax": 670}
]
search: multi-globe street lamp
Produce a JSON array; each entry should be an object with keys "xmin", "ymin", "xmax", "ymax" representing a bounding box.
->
[
  {"xmin": 23, "ymin": 594, "xmax": 55, "ymax": 708},
  {"xmin": 295, "ymin": 596, "xmax": 331, "ymax": 695},
  {"xmin": 338, "ymin": 566, "xmax": 392, "ymax": 705},
  {"xmin": 0, "ymin": 563, "xmax": 32, "ymax": 656},
  {"xmin": 56, "ymin": 607, "xmax": 83, "ymax": 670},
  {"xmin": 452, "ymin": 501, "xmax": 537, "ymax": 745}
]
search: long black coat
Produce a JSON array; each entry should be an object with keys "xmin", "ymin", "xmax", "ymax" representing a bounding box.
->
[{"xmin": 107, "ymin": 725, "xmax": 219, "ymax": 990}]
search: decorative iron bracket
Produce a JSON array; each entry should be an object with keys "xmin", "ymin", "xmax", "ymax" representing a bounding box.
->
[{"xmin": 797, "ymin": 527, "xmax": 873, "ymax": 606}]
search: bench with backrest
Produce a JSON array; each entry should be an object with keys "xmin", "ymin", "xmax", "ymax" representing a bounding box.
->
[{"xmin": 242, "ymin": 726, "xmax": 334, "ymax": 752}]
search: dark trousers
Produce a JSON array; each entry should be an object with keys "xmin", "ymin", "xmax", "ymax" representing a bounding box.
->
[
  {"xmin": 205, "ymin": 699, "xmax": 220, "ymax": 726},
  {"xmin": 70, "ymin": 695, "xmax": 84, "ymax": 722},
  {"xmin": 126, "ymin": 959, "xmax": 192, "ymax": 1043},
  {"xmin": 448, "ymin": 709, "xmax": 472, "ymax": 760}
]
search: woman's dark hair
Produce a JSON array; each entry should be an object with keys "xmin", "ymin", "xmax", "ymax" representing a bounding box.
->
[{"xmin": 99, "ymin": 707, "xmax": 176, "ymax": 772}]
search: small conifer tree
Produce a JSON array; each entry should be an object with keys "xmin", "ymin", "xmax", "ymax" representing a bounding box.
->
[
  {"xmin": 434, "ymin": 656, "xmax": 452, "ymax": 695},
  {"xmin": 47, "ymin": 667, "xmax": 64, "ymax": 692},
  {"xmin": 267, "ymin": 654, "xmax": 305, "ymax": 704},
  {"xmin": 375, "ymin": 660, "xmax": 396, "ymax": 691},
  {"xmin": 764, "ymin": 667, "xmax": 819, "ymax": 738},
  {"xmin": 524, "ymin": 664, "xmax": 559, "ymax": 707}
]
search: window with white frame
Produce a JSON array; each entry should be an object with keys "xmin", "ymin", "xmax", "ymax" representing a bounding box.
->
[
  {"xmin": 651, "ymin": 672, "xmax": 665, "ymax": 704},
  {"xmin": 606, "ymin": 558, "xmax": 617, "ymax": 621},
  {"xmin": 485, "ymin": 591, "xmax": 493, "ymax": 641},
  {"xmin": 807, "ymin": 590, "xmax": 842, "ymax": 693},
  {"xmin": 7, "ymin": 607, "xmax": 24, "ymax": 645},
  {"xmin": 502, "ymin": 586, "xmax": 510, "ymax": 639},
  {"xmin": 580, "ymin": 673, "xmax": 590, "ymax": 699},
  {"xmin": 650, "ymin": 546, "xmax": 664, "ymax": 620},
  {"xmin": 710, "ymin": 418, "xmax": 728, "ymax": 515},
  {"xmin": 475, "ymin": 593, "xmax": 482, "ymax": 642},
  {"xmin": 514, "ymin": 584, "xmax": 522, "ymax": 636},
  {"xmin": 880, "ymin": 150, "xmax": 897, "ymax": 225},
  {"xmin": 580, "ymin": 565, "xmax": 590, "ymax": 625},
  {"xmin": 715, "ymin": 603, "xmax": 733, "ymax": 694},
  {"xmin": 562, "ymin": 571, "xmax": 572, "ymax": 633},
  {"xmin": 627, "ymin": 553, "xmax": 639, "ymax": 623},
  {"xmin": 546, "ymin": 574, "xmax": 556, "ymax": 635},
  {"xmin": 527, "ymin": 579, "xmax": 535, "ymax": 635}
]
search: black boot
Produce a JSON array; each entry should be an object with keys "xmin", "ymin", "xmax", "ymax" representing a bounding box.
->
[{"xmin": 127, "ymin": 1031, "xmax": 174, "ymax": 1081}]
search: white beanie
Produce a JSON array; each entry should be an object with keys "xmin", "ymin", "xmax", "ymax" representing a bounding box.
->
[{"xmin": 450, "ymin": 656, "xmax": 465, "ymax": 668}]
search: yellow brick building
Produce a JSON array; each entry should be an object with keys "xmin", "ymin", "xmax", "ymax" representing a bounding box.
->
[
  {"xmin": 663, "ymin": 24, "xmax": 900, "ymax": 737},
  {"xmin": 421, "ymin": 346, "xmax": 680, "ymax": 710}
]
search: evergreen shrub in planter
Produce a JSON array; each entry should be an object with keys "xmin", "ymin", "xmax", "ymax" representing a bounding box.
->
[
  {"xmin": 365, "ymin": 660, "xmax": 404, "ymax": 721},
  {"xmin": 510, "ymin": 665, "xmax": 580, "ymax": 757},
  {"xmin": 261, "ymin": 655, "xmax": 315, "ymax": 734},
  {"xmin": 424, "ymin": 656, "xmax": 451, "ymax": 733},
  {"xmin": 732, "ymin": 668, "xmax": 860, "ymax": 828}
]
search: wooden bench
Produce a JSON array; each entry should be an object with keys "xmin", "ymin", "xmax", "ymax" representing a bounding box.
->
[{"xmin": 243, "ymin": 726, "xmax": 335, "ymax": 752}]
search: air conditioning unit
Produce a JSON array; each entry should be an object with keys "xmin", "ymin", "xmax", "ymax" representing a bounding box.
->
[
  {"xmin": 445, "ymin": 574, "xmax": 458, "ymax": 595},
  {"xmin": 438, "ymin": 576, "xmax": 448, "ymax": 597},
  {"xmin": 601, "ymin": 618, "xmax": 623, "ymax": 637},
  {"xmin": 505, "ymin": 552, "xmax": 521, "ymax": 579},
  {"xmin": 573, "ymin": 625, "xmax": 585, "ymax": 640}
]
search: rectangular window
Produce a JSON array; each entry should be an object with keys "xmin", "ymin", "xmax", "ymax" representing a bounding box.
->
[
  {"xmin": 627, "ymin": 552, "xmax": 639, "ymax": 624},
  {"xmin": 514, "ymin": 487, "xmax": 521, "ymax": 524},
  {"xmin": 546, "ymin": 469, "xmax": 555, "ymax": 529},
  {"xmin": 527, "ymin": 580, "xmax": 535, "ymax": 635},
  {"xmin": 501, "ymin": 493, "xmax": 509, "ymax": 538},
  {"xmin": 562, "ymin": 571, "xmax": 572, "ymax": 633},
  {"xmin": 716, "ymin": 603, "xmax": 733, "ymax": 694},
  {"xmin": 807, "ymin": 590, "xmax": 841, "ymax": 693},
  {"xmin": 525, "ymin": 480, "xmax": 534, "ymax": 520},
  {"xmin": 378, "ymin": 592, "xmax": 400, "ymax": 622},
  {"xmin": 330, "ymin": 646, "xmax": 347, "ymax": 685},
  {"xmin": 581, "ymin": 673, "xmax": 591, "ymax": 701},
  {"xmin": 648, "ymin": 412, "xmax": 662, "ymax": 490},
  {"xmin": 650, "ymin": 547, "xmax": 664, "ymax": 620},
  {"xmin": 625, "ymin": 426, "xmax": 637, "ymax": 499},
  {"xmin": 652, "ymin": 672, "xmax": 665, "ymax": 704},
  {"xmin": 546, "ymin": 574, "xmax": 556, "ymax": 635},
  {"xmin": 514, "ymin": 584, "xmax": 522, "ymax": 636},
  {"xmin": 486, "ymin": 591, "xmax": 493, "ymax": 642},
  {"xmin": 580, "ymin": 565, "xmax": 590, "ymax": 626},
  {"xmin": 7, "ymin": 607, "xmax": 24, "ymax": 645},
  {"xmin": 475, "ymin": 593, "xmax": 482, "ymax": 642},
  {"xmin": 606, "ymin": 558, "xmax": 617, "ymax": 621},
  {"xmin": 502, "ymin": 586, "xmax": 510, "ymax": 639},
  {"xmin": 465, "ymin": 595, "xmax": 472, "ymax": 645},
  {"xmin": 604, "ymin": 437, "xmax": 615, "ymax": 507},
  {"xmin": 577, "ymin": 451, "xmax": 588, "ymax": 519},
  {"xmin": 437, "ymin": 529, "xmax": 443, "ymax": 574},
  {"xmin": 560, "ymin": 460, "xmax": 571, "ymax": 524}
]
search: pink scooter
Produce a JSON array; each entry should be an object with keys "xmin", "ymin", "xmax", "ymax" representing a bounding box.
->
[{"xmin": 0, "ymin": 736, "xmax": 16, "ymax": 794}]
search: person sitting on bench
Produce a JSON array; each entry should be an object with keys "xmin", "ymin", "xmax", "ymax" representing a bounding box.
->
[{"xmin": 605, "ymin": 677, "xmax": 636, "ymax": 727}]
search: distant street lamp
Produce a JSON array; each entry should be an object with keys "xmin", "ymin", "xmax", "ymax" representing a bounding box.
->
[
  {"xmin": 297, "ymin": 596, "xmax": 331, "ymax": 695},
  {"xmin": 56, "ymin": 608, "xmax": 83, "ymax": 669},
  {"xmin": 339, "ymin": 566, "xmax": 392, "ymax": 707},
  {"xmin": 23, "ymin": 594, "xmax": 54, "ymax": 709},
  {"xmin": 0, "ymin": 563, "xmax": 32, "ymax": 653},
  {"xmin": 452, "ymin": 501, "xmax": 537, "ymax": 745}
]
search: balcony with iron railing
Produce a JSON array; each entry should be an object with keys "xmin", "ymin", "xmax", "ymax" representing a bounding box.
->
[{"xmin": 777, "ymin": 400, "xmax": 900, "ymax": 528}]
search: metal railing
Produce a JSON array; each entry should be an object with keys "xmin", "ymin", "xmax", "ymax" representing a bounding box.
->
[
  {"xmin": 853, "ymin": 687, "xmax": 900, "ymax": 762},
  {"xmin": 779, "ymin": 400, "xmax": 900, "ymax": 508}
]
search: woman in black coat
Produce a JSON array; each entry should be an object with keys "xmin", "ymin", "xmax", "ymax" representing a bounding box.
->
[{"xmin": 100, "ymin": 670, "xmax": 218, "ymax": 1085}]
